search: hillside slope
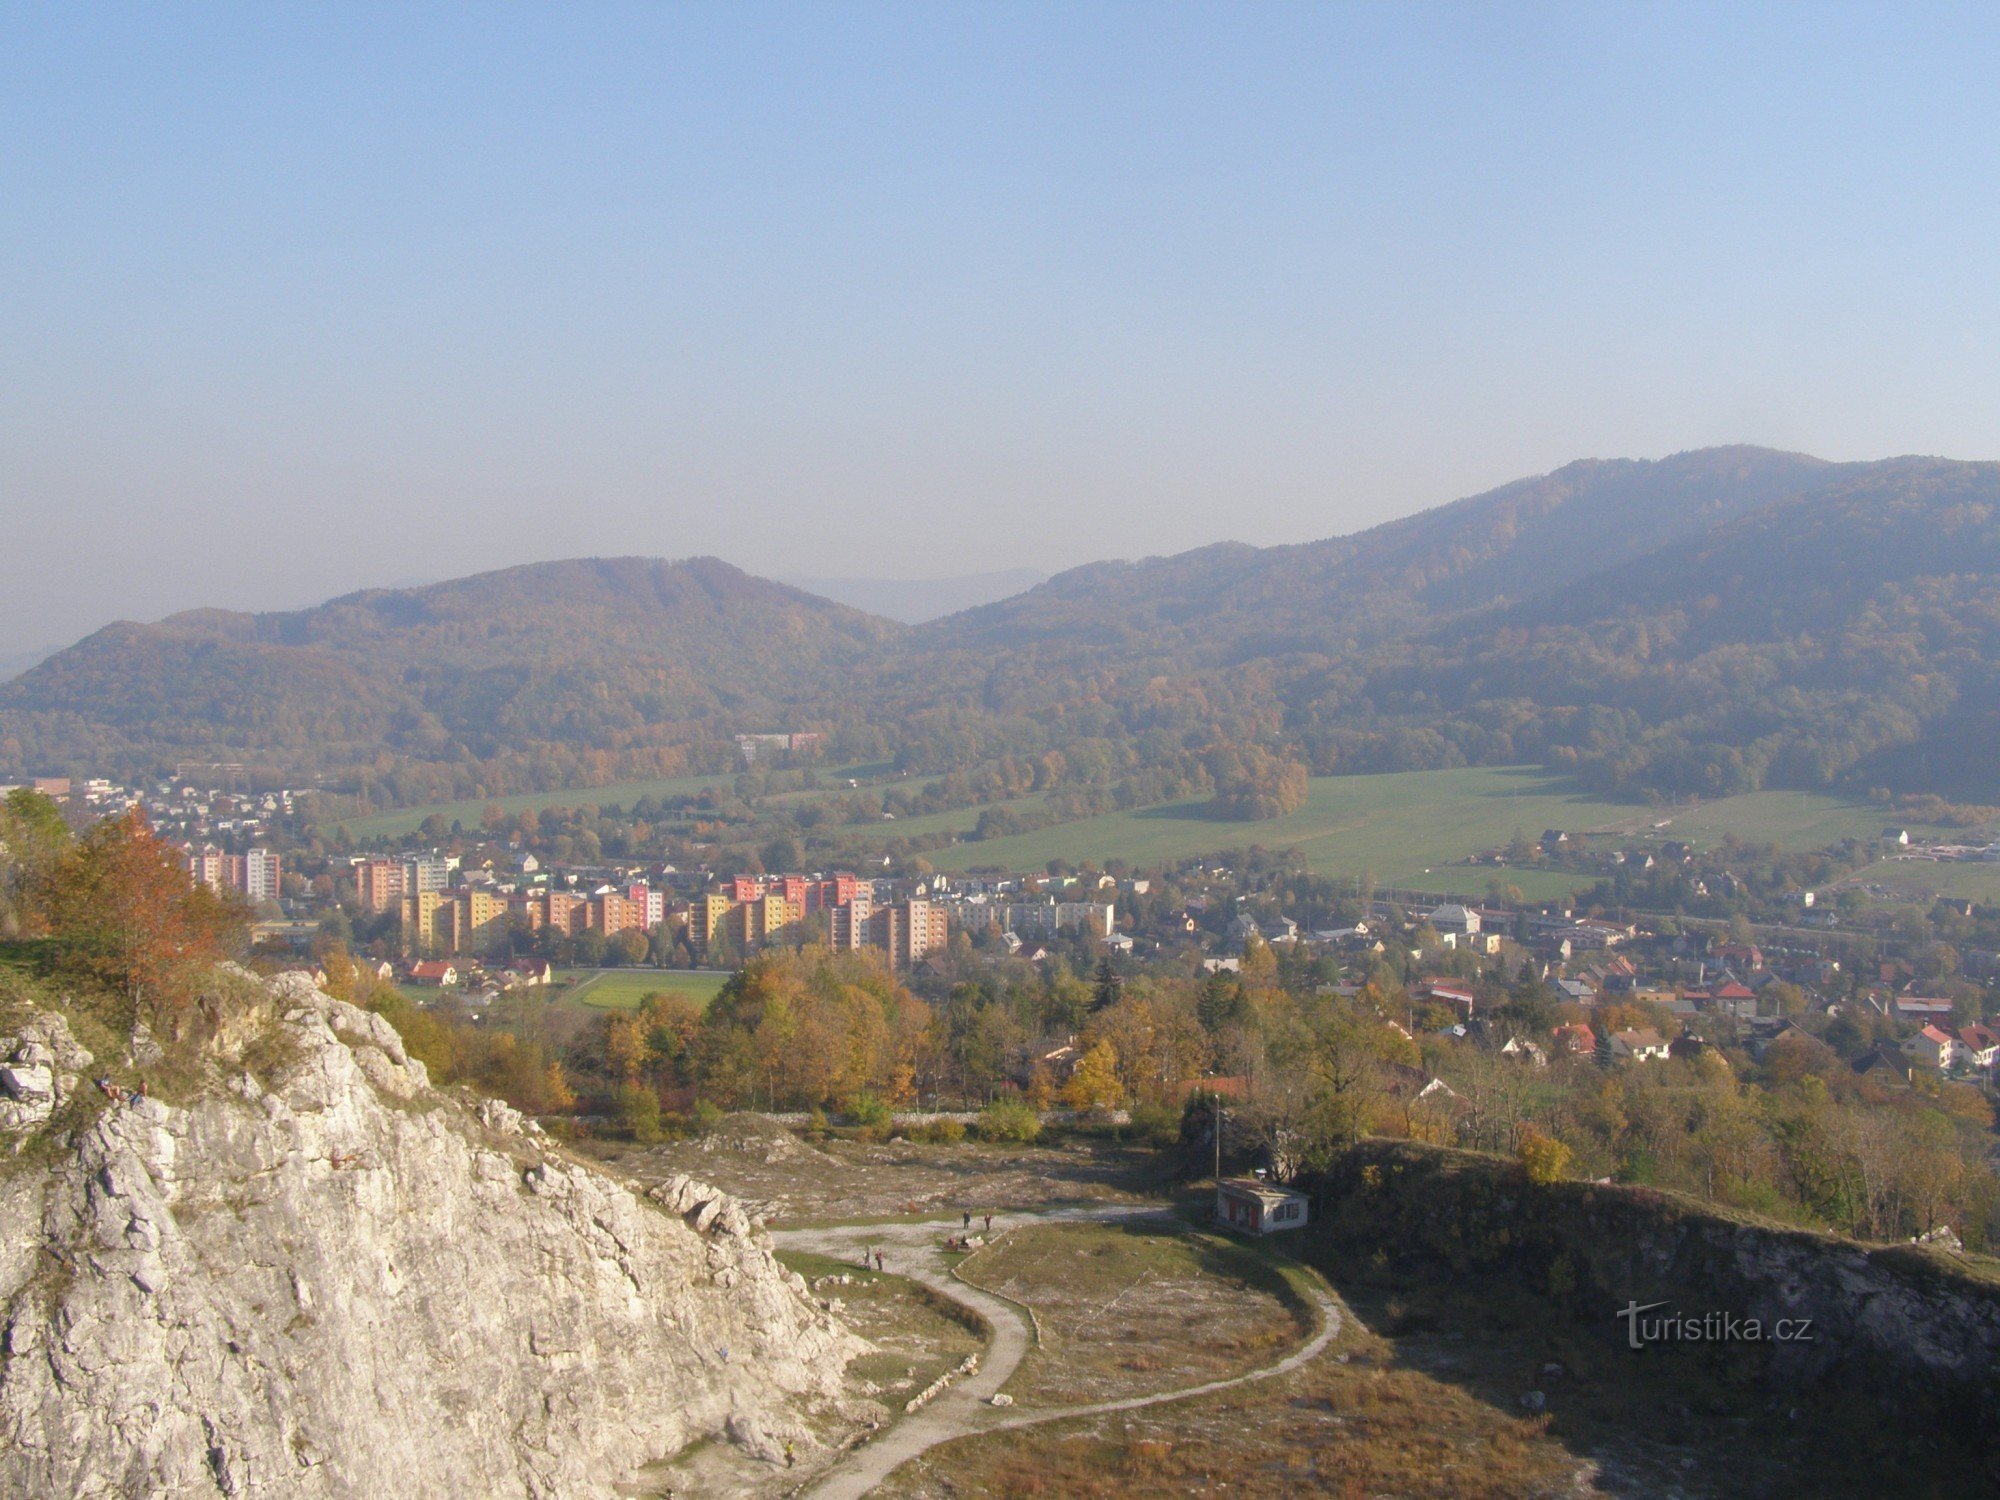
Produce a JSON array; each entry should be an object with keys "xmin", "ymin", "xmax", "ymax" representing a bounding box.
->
[
  {"xmin": 1342, "ymin": 458, "xmax": 2000, "ymax": 794},
  {"xmin": 0, "ymin": 972, "xmax": 858, "ymax": 1497},
  {"xmin": 0, "ymin": 557, "xmax": 904, "ymax": 773},
  {"xmin": 7, "ymin": 449, "xmax": 2000, "ymax": 802}
]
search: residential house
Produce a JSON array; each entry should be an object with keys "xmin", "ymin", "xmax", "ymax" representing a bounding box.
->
[
  {"xmin": 1904, "ymin": 1024, "xmax": 1957, "ymax": 1070},
  {"xmin": 1550, "ymin": 1022, "xmax": 1597, "ymax": 1057},
  {"xmin": 1428, "ymin": 903, "xmax": 1481, "ymax": 937},
  {"xmin": 1609, "ymin": 1027, "xmax": 1671, "ymax": 1062},
  {"xmin": 1854, "ymin": 1046, "xmax": 1914, "ymax": 1085},
  {"xmin": 409, "ymin": 961, "xmax": 459, "ymax": 987},
  {"xmin": 1499, "ymin": 1035, "xmax": 1548, "ymax": 1066},
  {"xmin": 1956, "ymin": 1023, "xmax": 2000, "ymax": 1070}
]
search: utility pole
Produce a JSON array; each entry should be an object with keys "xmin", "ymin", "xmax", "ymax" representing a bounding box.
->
[{"xmin": 1213, "ymin": 1088, "xmax": 1223, "ymax": 1183}]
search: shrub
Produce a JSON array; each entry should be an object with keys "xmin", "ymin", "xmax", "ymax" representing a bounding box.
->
[
  {"xmin": 913, "ymin": 1118, "xmax": 966, "ymax": 1145},
  {"xmin": 1517, "ymin": 1129, "xmax": 1573, "ymax": 1186},
  {"xmin": 690, "ymin": 1098, "xmax": 724, "ymax": 1135},
  {"xmin": 977, "ymin": 1098, "xmax": 1042, "ymax": 1143},
  {"xmin": 1127, "ymin": 1101, "xmax": 1180, "ymax": 1149},
  {"xmin": 847, "ymin": 1092, "xmax": 893, "ymax": 1129},
  {"xmin": 614, "ymin": 1084, "xmax": 662, "ymax": 1143}
]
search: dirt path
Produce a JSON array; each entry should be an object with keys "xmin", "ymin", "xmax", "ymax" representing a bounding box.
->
[{"xmin": 774, "ymin": 1207, "xmax": 1341, "ymax": 1500}]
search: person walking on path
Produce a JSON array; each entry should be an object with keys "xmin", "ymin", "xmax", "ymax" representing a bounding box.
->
[
  {"xmin": 874, "ymin": 1250, "xmax": 885, "ymax": 1272},
  {"xmin": 962, "ymin": 1210, "xmax": 971, "ymax": 1229},
  {"xmin": 983, "ymin": 1214, "xmax": 992, "ymax": 1233}
]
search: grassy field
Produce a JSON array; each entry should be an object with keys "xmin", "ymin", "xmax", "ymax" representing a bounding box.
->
[
  {"xmin": 926, "ymin": 766, "xmax": 1922, "ymax": 890},
  {"xmin": 334, "ymin": 773, "xmax": 742, "ymax": 840},
  {"xmin": 958, "ymin": 1221, "xmax": 1311, "ymax": 1406},
  {"xmin": 333, "ymin": 762, "xmax": 885, "ymax": 840},
  {"xmin": 1842, "ymin": 857, "xmax": 2000, "ymax": 902},
  {"xmin": 556, "ymin": 968, "xmax": 732, "ymax": 1011}
]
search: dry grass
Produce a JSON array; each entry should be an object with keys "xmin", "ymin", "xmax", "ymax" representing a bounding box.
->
[
  {"xmin": 879, "ymin": 1338, "xmax": 1593, "ymax": 1499},
  {"xmin": 957, "ymin": 1221, "xmax": 1311, "ymax": 1406}
]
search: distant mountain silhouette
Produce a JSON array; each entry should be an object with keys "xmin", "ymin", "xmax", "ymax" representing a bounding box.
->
[{"xmin": 8, "ymin": 448, "xmax": 2000, "ymax": 801}]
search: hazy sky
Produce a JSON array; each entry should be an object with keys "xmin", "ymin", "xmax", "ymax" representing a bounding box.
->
[{"xmin": 6, "ymin": 4, "xmax": 2000, "ymax": 656}]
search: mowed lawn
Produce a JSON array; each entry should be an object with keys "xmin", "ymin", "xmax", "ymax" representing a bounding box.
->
[
  {"xmin": 557, "ymin": 968, "xmax": 732, "ymax": 1011},
  {"xmin": 926, "ymin": 766, "xmax": 1923, "ymax": 892}
]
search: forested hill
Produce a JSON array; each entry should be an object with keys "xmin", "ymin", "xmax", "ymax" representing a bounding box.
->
[
  {"xmin": 7, "ymin": 449, "xmax": 2000, "ymax": 805},
  {"xmin": 0, "ymin": 557, "xmax": 903, "ymax": 776},
  {"xmin": 927, "ymin": 445, "xmax": 1846, "ymax": 658},
  {"xmin": 1363, "ymin": 456, "xmax": 2000, "ymax": 798},
  {"xmin": 853, "ymin": 447, "xmax": 2000, "ymax": 800}
]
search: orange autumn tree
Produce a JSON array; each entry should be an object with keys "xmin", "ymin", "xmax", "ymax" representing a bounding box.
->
[{"xmin": 36, "ymin": 809, "xmax": 246, "ymax": 1030}]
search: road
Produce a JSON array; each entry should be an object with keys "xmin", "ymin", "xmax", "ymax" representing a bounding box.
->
[{"xmin": 772, "ymin": 1206, "xmax": 1341, "ymax": 1500}]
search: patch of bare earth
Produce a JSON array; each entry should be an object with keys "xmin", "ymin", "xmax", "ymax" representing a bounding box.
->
[
  {"xmin": 584, "ymin": 1117, "xmax": 1164, "ymax": 1225},
  {"xmin": 958, "ymin": 1221, "xmax": 1310, "ymax": 1406}
]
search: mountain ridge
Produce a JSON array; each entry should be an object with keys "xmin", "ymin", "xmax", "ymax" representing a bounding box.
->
[{"xmin": 7, "ymin": 447, "xmax": 2000, "ymax": 802}]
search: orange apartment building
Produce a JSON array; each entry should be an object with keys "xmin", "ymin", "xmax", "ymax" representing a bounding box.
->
[{"xmin": 828, "ymin": 896, "xmax": 947, "ymax": 969}]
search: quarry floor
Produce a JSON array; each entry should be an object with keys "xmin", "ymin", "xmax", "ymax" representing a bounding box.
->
[{"xmin": 601, "ymin": 1124, "xmax": 1759, "ymax": 1500}]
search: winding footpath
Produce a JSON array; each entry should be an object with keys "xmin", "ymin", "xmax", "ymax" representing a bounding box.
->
[{"xmin": 773, "ymin": 1206, "xmax": 1342, "ymax": 1500}]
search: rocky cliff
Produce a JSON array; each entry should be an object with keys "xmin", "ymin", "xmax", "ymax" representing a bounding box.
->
[{"xmin": 0, "ymin": 972, "xmax": 859, "ymax": 1498}]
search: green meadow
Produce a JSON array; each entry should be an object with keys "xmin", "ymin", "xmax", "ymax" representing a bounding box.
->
[
  {"xmin": 333, "ymin": 763, "xmax": 883, "ymax": 840},
  {"xmin": 922, "ymin": 767, "xmax": 1928, "ymax": 894}
]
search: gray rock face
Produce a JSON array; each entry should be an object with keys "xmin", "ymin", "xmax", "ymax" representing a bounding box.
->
[
  {"xmin": 0, "ymin": 1011, "xmax": 92, "ymax": 1132},
  {"xmin": 0, "ymin": 974, "xmax": 860, "ymax": 1498}
]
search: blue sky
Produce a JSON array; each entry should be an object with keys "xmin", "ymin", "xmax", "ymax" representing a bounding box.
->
[{"xmin": 4, "ymin": 3, "xmax": 1999, "ymax": 654}]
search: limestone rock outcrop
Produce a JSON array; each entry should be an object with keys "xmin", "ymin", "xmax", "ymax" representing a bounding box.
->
[{"xmin": 0, "ymin": 973, "xmax": 859, "ymax": 1498}]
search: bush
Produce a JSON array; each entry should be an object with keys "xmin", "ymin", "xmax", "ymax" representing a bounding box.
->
[
  {"xmin": 614, "ymin": 1083, "xmax": 662, "ymax": 1143},
  {"xmin": 912, "ymin": 1118, "xmax": 966, "ymax": 1144},
  {"xmin": 976, "ymin": 1098, "xmax": 1042, "ymax": 1143},
  {"xmin": 846, "ymin": 1092, "xmax": 893, "ymax": 1129},
  {"xmin": 1127, "ymin": 1101, "xmax": 1180, "ymax": 1149},
  {"xmin": 1517, "ymin": 1129, "xmax": 1573, "ymax": 1186},
  {"xmin": 690, "ymin": 1098, "xmax": 724, "ymax": 1135}
]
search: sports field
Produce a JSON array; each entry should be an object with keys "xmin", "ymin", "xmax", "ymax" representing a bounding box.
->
[
  {"xmin": 925, "ymin": 766, "xmax": 1926, "ymax": 893},
  {"xmin": 556, "ymin": 968, "xmax": 733, "ymax": 1011}
]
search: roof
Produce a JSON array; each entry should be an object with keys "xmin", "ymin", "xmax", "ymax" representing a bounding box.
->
[{"xmin": 1217, "ymin": 1177, "xmax": 1307, "ymax": 1205}]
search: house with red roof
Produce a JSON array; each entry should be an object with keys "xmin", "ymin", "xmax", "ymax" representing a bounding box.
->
[
  {"xmin": 1956, "ymin": 1023, "xmax": 2000, "ymax": 1069},
  {"xmin": 1551, "ymin": 1022, "xmax": 1597, "ymax": 1057},
  {"xmin": 1904, "ymin": 1024, "xmax": 1956, "ymax": 1070}
]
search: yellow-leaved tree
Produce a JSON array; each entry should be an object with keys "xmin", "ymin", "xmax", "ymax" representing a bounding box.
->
[{"xmin": 1062, "ymin": 1040, "xmax": 1125, "ymax": 1113}]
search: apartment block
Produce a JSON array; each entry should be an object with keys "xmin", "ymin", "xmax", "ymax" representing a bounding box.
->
[
  {"xmin": 354, "ymin": 858, "xmax": 406, "ymax": 914},
  {"xmin": 184, "ymin": 845, "xmax": 283, "ymax": 904},
  {"xmin": 826, "ymin": 895, "xmax": 945, "ymax": 969}
]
